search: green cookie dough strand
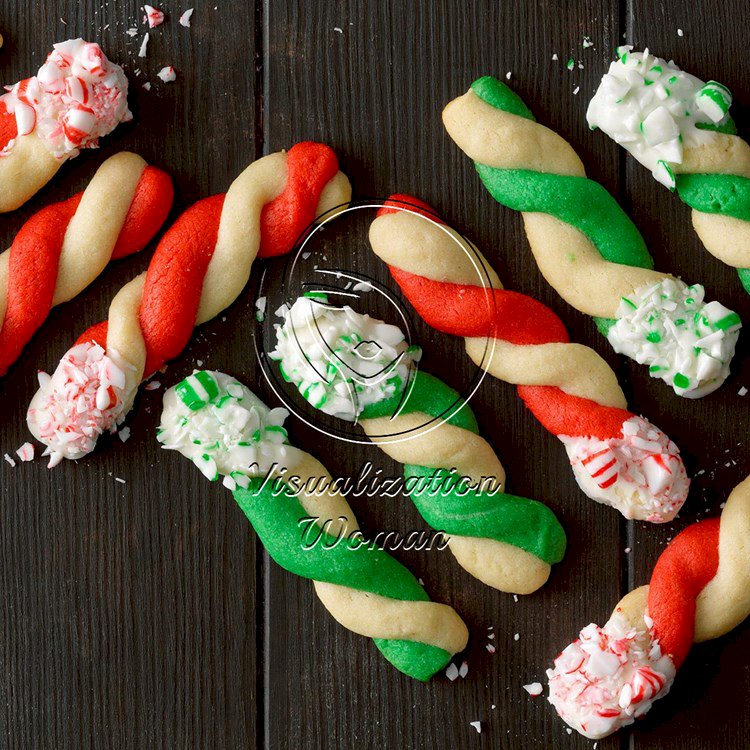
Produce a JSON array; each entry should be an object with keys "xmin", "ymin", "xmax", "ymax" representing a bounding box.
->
[
  {"xmin": 361, "ymin": 371, "xmax": 567, "ymax": 566},
  {"xmin": 470, "ymin": 76, "xmax": 654, "ymax": 332},
  {"xmin": 234, "ymin": 480, "xmax": 451, "ymax": 681}
]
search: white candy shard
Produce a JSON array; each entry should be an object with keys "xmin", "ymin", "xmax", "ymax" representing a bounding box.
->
[
  {"xmin": 587, "ymin": 47, "xmax": 733, "ymax": 184},
  {"xmin": 561, "ymin": 415, "xmax": 689, "ymax": 522},
  {"xmin": 271, "ymin": 295, "xmax": 420, "ymax": 421},
  {"xmin": 0, "ymin": 38, "xmax": 132, "ymax": 159},
  {"xmin": 523, "ymin": 682, "xmax": 543, "ymax": 696},
  {"xmin": 157, "ymin": 66, "xmax": 177, "ymax": 83},
  {"xmin": 547, "ymin": 614, "xmax": 675, "ymax": 739},
  {"xmin": 16, "ymin": 442, "xmax": 35, "ymax": 462},
  {"xmin": 608, "ymin": 278, "xmax": 740, "ymax": 398},
  {"xmin": 158, "ymin": 370, "xmax": 290, "ymax": 480},
  {"xmin": 143, "ymin": 5, "xmax": 165, "ymax": 28},
  {"xmin": 179, "ymin": 9, "xmax": 194, "ymax": 27}
]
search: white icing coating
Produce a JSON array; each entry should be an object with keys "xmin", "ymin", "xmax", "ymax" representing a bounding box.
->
[
  {"xmin": 547, "ymin": 614, "xmax": 675, "ymax": 739},
  {"xmin": 587, "ymin": 47, "xmax": 732, "ymax": 184},
  {"xmin": 608, "ymin": 278, "xmax": 741, "ymax": 398},
  {"xmin": 158, "ymin": 370, "xmax": 290, "ymax": 486},
  {"xmin": 27, "ymin": 342, "xmax": 127, "ymax": 467},
  {"xmin": 560, "ymin": 415, "xmax": 689, "ymax": 522},
  {"xmin": 1, "ymin": 39, "xmax": 131, "ymax": 159},
  {"xmin": 270, "ymin": 295, "xmax": 420, "ymax": 421}
]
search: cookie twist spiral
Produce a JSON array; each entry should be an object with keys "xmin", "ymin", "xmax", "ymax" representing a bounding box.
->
[
  {"xmin": 368, "ymin": 196, "xmax": 689, "ymax": 523},
  {"xmin": 0, "ymin": 152, "xmax": 173, "ymax": 375}
]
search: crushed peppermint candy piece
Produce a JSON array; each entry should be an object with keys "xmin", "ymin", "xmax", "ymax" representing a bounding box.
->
[
  {"xmin": 458, "ymin": 660, "xmax": 469, "ymax": 678},
  {"xmin": 739, "ymin": 386, "xmax": 748, "ymax": 396},
  {"xmin": 142, "ymin": 82, "xmax": 152, "ymax": 91},
  {"xmin": 608, "ymin": 278, "xmax": 740, "ymax": 398},
  {"xmin": 118, "ymin": 426, "xmax": 131, "ymax": 443},
  {"xmin": 469, "ymin": 721, "xmax": 482, "ymax": 734},
  {"xmin": 4, "ymin": 453, "xmax": 16, "ymax": 467},
  {"xmin": 126, "ymin": 27, "xmax": 139, "ymax": 37},
  {"xmin": 179, "ymin": 8, "xmax": 194, "ymax": 27},
  {"xmin": 0, "ymin": 38, "xmax": 132, "ymax": 159},
  {"xmin": 16, "ymin": 442, "xmax": 35, "ymax": 462},
  {"xmin": 523, "ymin": 682, "xmax": 543, "ymax": 696},
  {"xmin": 445, "ymin": 663, "xmax": 459, "ymax": 681},
  {"xmin": 271, "ymin": 295, "xmax": 420, "ymax": 421},
  {"xmin": 157, "ymin": 66, "xmax": 177, "ymax": 83},
  {"xmin": 561, "ymin": 415, "xmax": 689, "ymax": 522},
  {"xmin": 486, "ymin": 643, "xmax": 496, "ymax": 654},
  {"xmin": 145, "ymin": 380, "xmax": 162, "ymax": 391},
  {"xmin": 143, "ymin": 5, "xmax": 165, "ymax": 28},
  {"xmin": 138, "ymin": 33, "xmax": 150, "ymax": 58},
  {"xmin": 587, "ymin": 47, "xmax": 733, "ymax": 184},
  {"xmin": 158, "ymin": 371, "xmax": 290, "ymax": 481},
  {"xmin": 547, "ymin": 614, "xmax": 675, "ymax": 739},
  {"xmin": 27, "ymin": 342, "xmax": 127, "ymax": 467},
  {"xmin": 256, "ymin": 296, "xmax": 267, "ymax": 322},
  {"xmin": 115, "ymin": 477, "xmax": 126, "ymax": 484}
]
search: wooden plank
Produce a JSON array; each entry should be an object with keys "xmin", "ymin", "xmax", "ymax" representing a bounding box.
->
[
  {"xmin": 623, "ymin": 1, "xmax": 750, "ymax": 747},
  {"xmin": 262, "ymin": 2, "xmax": 627, "ymax": 748},
  {"xmin": 0, "ymin": 2, "xmax": 262, "ymax": 747}
]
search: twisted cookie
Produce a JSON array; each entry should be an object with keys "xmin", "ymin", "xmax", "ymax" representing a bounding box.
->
[
  {"xmin": 588, "ymin": 47, "xmax": 750, "ymax": 293},
  {"xmin": 547, "ymin": 476, "xmax": 750, "ymax": 739},
  {"xmin": 0, "ymin": 152, "xmax": 172, "ymax": 376},
  {"xmin": 27, "ymin": 142, "xmax": 351, "ymax": 466},
  {"xmin": 443, "ymin": 76, "xmax": 741, "ymax": 398},
  {"xmin": 0, "ymin": 39, "xmax": 132, "ymax": 212},
  {"xmin": 368, "ymin": 196, "xmax": 689, "ymax": 523},
  {"xmin": 271, "ymin": 295, "xmax": 566, "ymax": 594},
  {"xmin": 158, "ymin": 370, "xmax": 469, "ymax": 681}
]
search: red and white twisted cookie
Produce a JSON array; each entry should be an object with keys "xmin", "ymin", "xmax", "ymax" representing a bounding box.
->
[
  {"xmin": 0, "ymin": 152, "xmax": 172, "ymax": 376},
  {"xmin": 547, "ymin": 476, "xmax": 750, "ymax": 739},
  {"xmin": 27, "ymin": 143, "xmax": 351, "ymax": 466},
  {"xmin": 368, "ymin": 196, "xmax": 689, "ymax": 522},
  {"xmin": 0, "ymin": 39, "xmax": 133, "ymax": 212}
]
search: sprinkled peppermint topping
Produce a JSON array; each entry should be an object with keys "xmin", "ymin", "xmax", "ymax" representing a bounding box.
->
[
  {"xmin": 27, "ymin": 342, "xmax": 127, "ymax": 468},
  {"xmin": 138, "ymin": 33, "xmax": 150, "ymax": 57},
  {"xmin": 469, "ymin": 721, "xmax": 482, "ymax": 733},
  {"xmin": 547, "ymin": 614, "xmax": 675, "ymax": 739},
  {"xmin": 143, "ymin": 5, "xmax": 165, "ymax": 28},
  {"xmin": 179, "ymin": 8, "xmax": 194, "ymax": 27},
  {"xmin": 561, "ymin": 415, "xmax": 689, "ymax": 522},
  {"xmin": 158, "ymin": 370, "xmax": 290, "ymax": 484},
  {"xmin": 0, "ymin": 38, "xmax": 131, "ymax": 159},
  {"xmin": 16, "ymin": 442, "xmax": 35, "ymax": 462},
  {"xmin": 608, "ymin": 278, "xmax": 740, "ymax": 398},
  {"xmin": 270, "ymin": 295, "xmax": 420, "ymax": 421},
  {"xmin": 157, "ymin": 66, "xmax": 177, "ymax": 83},
  {"xmin": 587, "ymin": 47, "xmax": 732, "ymax": 183},
  {"xmin": 4, "ymin": 453, "xmax": 16, "ymax": 467}
]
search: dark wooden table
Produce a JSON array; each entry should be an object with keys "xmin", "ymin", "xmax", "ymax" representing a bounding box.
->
[{"xmin": 1, "ymin": 1, "xmax": 748, "ymax": 747}]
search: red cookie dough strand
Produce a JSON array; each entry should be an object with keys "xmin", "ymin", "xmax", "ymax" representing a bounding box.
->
[
  {"xmin": 648, "ymin": 519, "xmax": 721, "ymax": 668},
  {"xmin": 387, "ymin": 261, "xmax": 632, "ymax": 440},
  {"xmin": 0, "ymin": 197, "xmax": 79, "ymax": 374},
  {"xmin": 0, "ymin": 101, "xmax": 17, "ymax": 152},
  {"xmin": 140, "ymin": 194, "xmax": 224, "ymax": 375},
  {"xmin": 0, "ymin": 164, "xmax": 172, "ymax": 376},
  {"xmin": 389, "ymin": 267, "xmax": 567, "ymax": 343},
  {"xmin": 76, "ymin": 320, "xmax": 108, "ymax": 348},
  {"xmin": 378, "ymin": 194, "xmax": 446, "ymax": 224},
  {"xmin": 111, "ymin": 166, "xmax": 174, "ymax": 259},
  {"xmin": 258, "ymin": 141, "xmax": 341, "ymax": 258},
  {"xmin": 518, "ymin": 386, "xmax": 633, "ymax": 441}
]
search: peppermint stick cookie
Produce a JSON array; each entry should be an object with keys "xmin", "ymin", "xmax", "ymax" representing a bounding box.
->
[
  {"xmin": 27, "ymin": 142, "xmax": 351, "ymax": 467},
  {"xmin": 0, "ymin": 152, "xmax": 173, "ymax": 376},
  {"xmin": 588, "ymin": 47, "xmax": 750, "ymax": 292},
  {"xmin": 547, "ymin": 476, "xmax": 750, "ymax": 739},
  {"xmin": 0, "ymin": 39, "xmax": 133, "ymax": 212},
  {"xmin": 270, "ymin": 294, "xmax": 566, "ymax": 594},
  {"xmin": 158, "ymin": 370, "xmax": 469, "ymax": 681},
  {"xmin": 443, "ymin": 76, "xmax": 741, "ymax": 399},
  {"xmin": 368, "ymin": 196, "xmax": 689, "ymax": 522}
]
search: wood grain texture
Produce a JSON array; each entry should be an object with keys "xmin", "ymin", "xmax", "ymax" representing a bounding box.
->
[{"xmin": 0, "ymin": 0, "xmax": 748, "ymax": 748}]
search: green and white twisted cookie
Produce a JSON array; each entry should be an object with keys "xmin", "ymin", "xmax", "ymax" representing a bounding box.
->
[
  {"xmin": 588, "ymin": 46, "xmax": 750, "ymax": 293},
  {"xmin": 158, "ymin": 370, "xmax": 469, "ymax": 681},
  {"xmin": 443, "ymin": 76, "xmax": 741, "ymax": 398},
  {"xmin": 271, "ymin": 295, "xmax": 567, "ymax": 595}
]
